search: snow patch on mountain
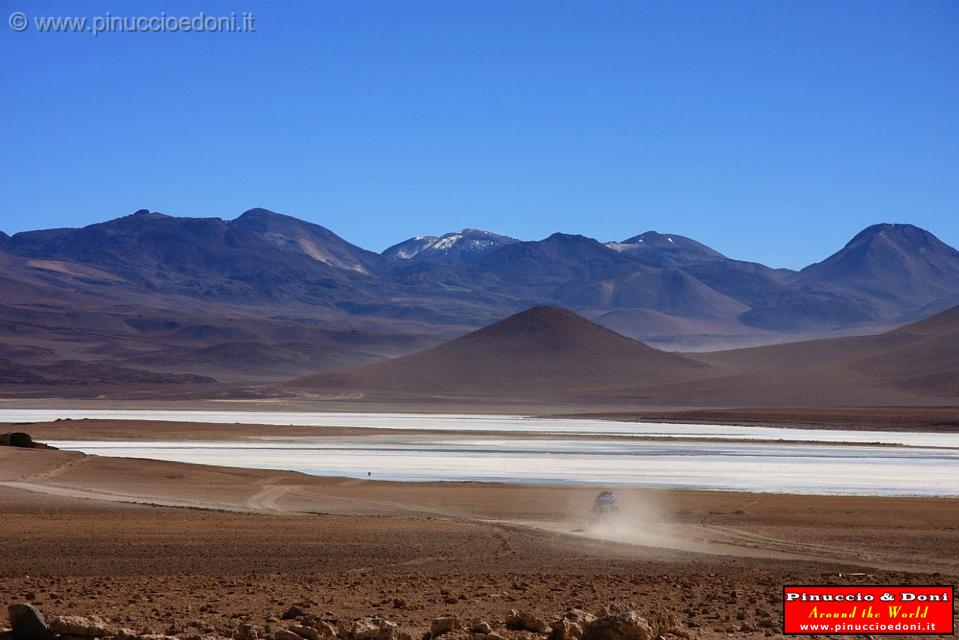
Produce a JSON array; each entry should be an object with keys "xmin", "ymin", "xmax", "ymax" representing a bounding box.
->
[{"xmin": 383, "ymin": 229, "xmax": 519, "ymax": 262}]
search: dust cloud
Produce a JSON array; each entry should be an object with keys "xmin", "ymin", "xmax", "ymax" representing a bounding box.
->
[{"xmin": 563, "ymin": 488, "xmax": 681, "ymax": 550}]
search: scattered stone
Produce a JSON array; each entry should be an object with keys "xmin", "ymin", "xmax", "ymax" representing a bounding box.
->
[
  {"xmin": 349, "ymin": 620, "xmax": 378, "ymax": 640},
  {"xmin": 0, "ymin": 601, "xmax": 687, "ymax": 640},
  {"xmin": 428, "ymin": 617, "xmax": 460, "ymax": 639},
  {"xmin": 288, "ymin": 624, "xmax": 335, "ymax": 640},
  {"xmin": 549, "ymin": 619, "xmax": 580, "ymax": 640},
  {"xmin": 348, "ymin": 618, "xmax": 395, "ymax": 640},
  {"xmin": 564, "ymin": 611, "xmax": 597, "ymax": 626},
  {"xmin": 50, "ymin": 616, "xmax": 112, "ymax": 638},
  {"xmin": 8, "ymin": 604, "xmax": 54, "ymax": 640},
  {"xmin": 505, "ymin": 611, "xmax": 548, "ymax": 634},
  {"xmin": 289, "ymin": 627, "xmax": 319, "ymax": 640},
  {"xmin": 281, "ymin": 608, "xmax": 305, "ymax": 621},
  {"xmin": 582, "ymin": 610, "xmax": 653, "ymax": 640},
  {"xmin": 549, "ymin": 609, "xmax": 596, "ymax": 640},
  {"xmin": 234, "ymin": 624, "xmax": 258, "ymax": 640}
]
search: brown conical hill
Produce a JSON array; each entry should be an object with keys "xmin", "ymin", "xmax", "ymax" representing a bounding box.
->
[{"xmin": 287, "ymin": 306, "xmax": 709, "ymax": 396}]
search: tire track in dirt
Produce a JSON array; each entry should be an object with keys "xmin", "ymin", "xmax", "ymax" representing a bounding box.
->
[
  {"xmin": 0, "ymin": 480, "xmax": 249, "ymax": 512},
  {"xmin": 2, "ymin": 454, "xmax": 950, "ymax": 573},
  {"xmin": 244, "ymin": 480, "xmax": 302, "ymax": 512}
]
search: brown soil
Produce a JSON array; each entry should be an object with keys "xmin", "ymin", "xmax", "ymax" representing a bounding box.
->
[{"xmin": 2, "ymin": 445, "xmax": 958, "ymax": 640}]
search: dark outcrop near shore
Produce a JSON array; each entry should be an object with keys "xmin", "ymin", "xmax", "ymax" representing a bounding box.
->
[{"xmin": 0, "ymin": 432, "xmax": 54, "ymax": 449}]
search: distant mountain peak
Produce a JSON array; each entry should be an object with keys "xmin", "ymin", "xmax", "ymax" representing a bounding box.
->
[
  {"xmin": 624, "ymin": 230, "xmax": 674, "ymax": 243},
  {"xmin": 230, "ymin": 207, "xmax": 341, "ymax": 241},
  {"xmin": 808, "ymin": 223, "xmax": 957, "ymax": 269},
  {"xmin": 860, "ymin": 222, "xmax": 924, "ymax": 234},
  {"xmin": 382, "ymin": 235, "xmax": 439, "ymax": 260},
  {"xmin": 546, "ymin": 232, "xmax": 587, "ymax": 240},
  {"xmin": 232, "ymin": 208, "xmax": 315, "ymax": 229},
  {"xmin": 234, "ymin": 207, "xmax": 292, "ymax": 221},
  {"xmin": 383, "ymin": 228, "xmax": 518, "ymax": 262},
  {"xmin": 229, "ymin": 208, "xmax": 379, "ymax": 273},
  {"xmin": 844, "ymin": 223, "xmax": 941, "ymax": 248},
  {"xmin": 790, "ymin": 222, "xmax": 959, "ymax": 316},
  {"xmin": 607, "ymin": 231, "xmax": 725, "ymax": 266},
  {"xmin": 125, "ymin": 209, "xmax": 171, "ymax": 220}
]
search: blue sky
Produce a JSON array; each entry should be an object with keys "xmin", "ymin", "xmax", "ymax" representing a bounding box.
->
[{"xmin": 1, "ymin": 0, "xmax": 957, "ymax": 268}]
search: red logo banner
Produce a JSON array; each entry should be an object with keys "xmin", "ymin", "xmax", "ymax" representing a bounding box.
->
[{"xmin": 783, "ymin": 585, "xmax": 955, "ymax": 635}]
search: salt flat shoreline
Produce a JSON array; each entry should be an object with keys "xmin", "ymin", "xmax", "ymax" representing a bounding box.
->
[
  {"xmin": 7, "ymin": 418, "xmax": 953, "ymax": 450},
  {"xmin": 2, "ymin": 399, "xmax": 958, "ymax": 433},
  {"xmin": 8, "ymin": 414, "xmax": 959, "ymax": 496}
]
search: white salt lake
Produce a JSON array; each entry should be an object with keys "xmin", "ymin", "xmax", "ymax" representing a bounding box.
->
[
  {"xmin": 3, "ymin": 409, "xmax": 959, "ymax": 446},
  {"xmin": 43, "ymin": 435, "xmax": 959, "ymax": 496},
  {"xmin": 2, "ymin": 410, "xmax": 957, "ymax": 496}
]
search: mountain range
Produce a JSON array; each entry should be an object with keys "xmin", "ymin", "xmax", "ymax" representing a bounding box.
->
[{"xmin": 2, "ymin": 208, "xmax": 958, "ymax": 386}]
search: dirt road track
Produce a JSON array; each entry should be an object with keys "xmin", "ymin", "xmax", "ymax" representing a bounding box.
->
[{"xmin": 3, "ymin": 446, "xmax": 958, "ymax": 574}]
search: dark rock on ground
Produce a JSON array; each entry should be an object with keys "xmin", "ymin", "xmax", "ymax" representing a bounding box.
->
[
  {"xmin": 8, "ymin": 604, "xmax": 54, "ymax": 640},
  {"xmin": 280, "ymin": 608, "xmax": 304, "ymax": 621}
]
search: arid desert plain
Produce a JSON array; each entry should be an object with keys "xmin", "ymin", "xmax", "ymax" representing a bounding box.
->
[{"xmin": 3, "ymin": 409, "xmax": 958, "ymax": 640}]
